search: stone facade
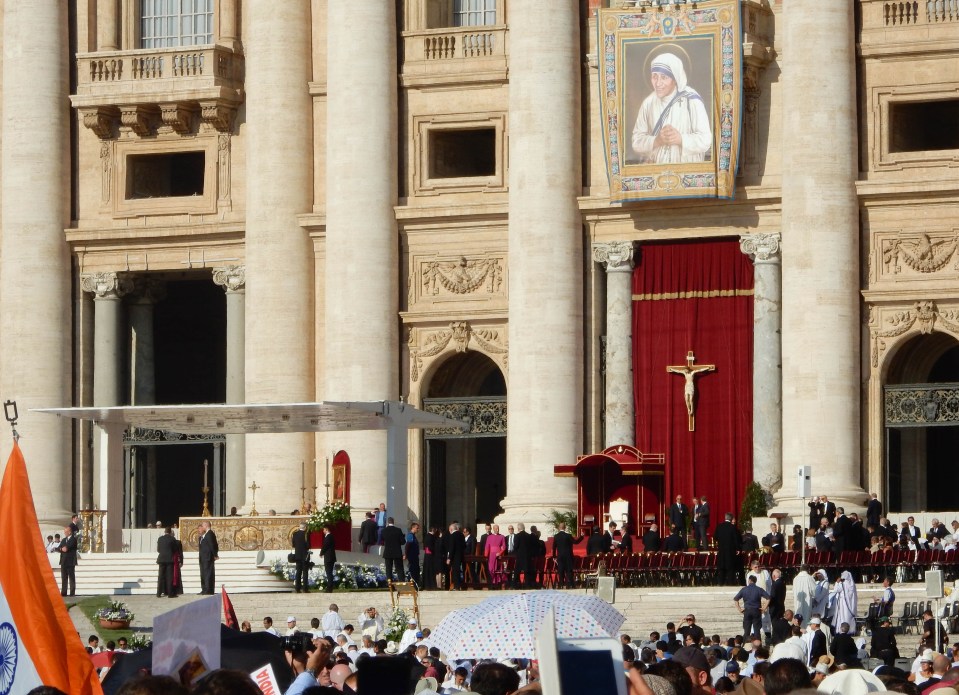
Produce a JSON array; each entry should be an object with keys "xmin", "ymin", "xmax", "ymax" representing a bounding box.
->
[{"xmin": 1, "ymin": 0, "xmax": 957, "ymax": 532}]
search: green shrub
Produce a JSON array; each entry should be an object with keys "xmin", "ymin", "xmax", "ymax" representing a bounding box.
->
[{"xmin": 739, "ymin": 481, "xmax": 768, "ymax": 533}]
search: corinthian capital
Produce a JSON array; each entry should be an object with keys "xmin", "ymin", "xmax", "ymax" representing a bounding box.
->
[
  {"xmin": 592, "ymin": 241, "xmax": 635, "ymax": 272},
  {"xmin": 212, "ymin": 265, "xmax": 246, "ymax": 293},
  {"xmin": 81, "ymin": 272, "xmax": 133, "ymax": 299},
  {"xmin": 740, "ymin": 233, "xmax": 782, "ymax": 263}
]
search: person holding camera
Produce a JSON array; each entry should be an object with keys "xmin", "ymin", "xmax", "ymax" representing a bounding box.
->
[{"xmin": 291, "ymin": 523, "xmax": 311, "ymax": 593}]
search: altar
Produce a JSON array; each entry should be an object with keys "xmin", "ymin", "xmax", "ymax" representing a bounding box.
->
[
  {"xmin": 554, "ymin": 444, "xmax": 665, "ymax": 535},
  {"xmin": 178, "ymin": 515, "xmax": 307, "ymax": 552}
]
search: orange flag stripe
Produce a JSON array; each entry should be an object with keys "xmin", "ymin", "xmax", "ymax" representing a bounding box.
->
[{"xmin": 0, "ymin": 440, "xmax": 103, "ymax": 694}]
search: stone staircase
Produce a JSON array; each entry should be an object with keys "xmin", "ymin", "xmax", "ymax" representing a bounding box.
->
[{"xmin": 50, "ymin": 550, "xmax": 288, "ymax": 595}]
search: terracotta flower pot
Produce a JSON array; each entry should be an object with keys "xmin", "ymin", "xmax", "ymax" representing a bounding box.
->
[{"xmin": 98, "ymin": 618, "xmax": 131, "ymax": 630}]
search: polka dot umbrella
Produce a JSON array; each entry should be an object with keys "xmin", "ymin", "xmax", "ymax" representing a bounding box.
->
[{"xmin": 426, "ymin": 590, "xmax": 625, "ymax": 661}]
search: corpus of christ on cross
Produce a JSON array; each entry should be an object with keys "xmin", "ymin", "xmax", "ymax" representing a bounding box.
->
[{"xmin": 666, "ymin": 351, "xmax": 716, "ymax": 432}]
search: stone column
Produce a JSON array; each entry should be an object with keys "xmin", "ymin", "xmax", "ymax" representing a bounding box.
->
[
  {"xmin": 213, "ymin": 265, "xmax": 246, "ymax": 511},
  {"xmin": 592, "ymin": 241, "xmax": 635, "ymax": 448},
  {"xmin": 81, "ymin": 272, "xmax": 131, "ymax": 518},
  {"xmin": 97, "ymin": 0, "xmax": 118, "ymax": 51},
  {"xmin": 740, "ymin": 233, "xmax": 782, "ymax": 493},
  {"xmin": 499, "ymin": 3, "xmax": 582, "ymax": 525},
  {"xmin": 128, "ymin": 278, "xmax": 165, "ymax": 405},
  {"xmin": 776, "ymin": 2, "xmax": 865, "ymax": 515},
  {"xmin": 0, "ymin": 0, "xmax": 72, "ymax": 525},
  {"xmin": 244, "ymin": 1, "xmax": 315, "ymax": 513},
  {"xmin": 217, "ymin": 0, "xmax": 240, "ymax": 51},
  {"xmin": 325, "ymin": 3, "xmax": 398, "ymax": 524}
]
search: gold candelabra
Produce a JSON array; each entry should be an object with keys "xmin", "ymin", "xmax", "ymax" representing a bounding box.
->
[{"xmin": 201, "ymin": 459, "xmax": 211, "ymax": 517}]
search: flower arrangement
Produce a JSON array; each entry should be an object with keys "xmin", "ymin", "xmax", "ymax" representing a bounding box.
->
[
  {"xmin": 127, "ymin": 633, "xmax": 152, "ymax": 651},
  {"xmin": 384, "ymin": 607, "xmax": 411, "ymax": 643},
  {"xmin": 270, "ymin": 558, "xmax": 386, "ymax": 591},
  {"xmin": 306, "ymin": 501, "xmax": 352, "ymax": 532},
  {"xmin": 96, "ymin": 601, "xmax": 135, "ymax": 623}
]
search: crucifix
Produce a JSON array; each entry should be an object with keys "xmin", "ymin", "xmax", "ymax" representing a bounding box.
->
[
  {"xmin": 666, "ymin": 351, "xmax": 716, "ymax": 432},
  {"xmin": 248, "ymin": 480, "xmax": 260, "ymax": 517}
]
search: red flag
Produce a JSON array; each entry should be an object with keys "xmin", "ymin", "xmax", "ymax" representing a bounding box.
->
[
  {"xmin": 0, "ymin": 440, "xmax": 103, "ymax": 694},
  {"xmin": 221, "ymin": 585, "xmax": 238, "ymax": 629}
]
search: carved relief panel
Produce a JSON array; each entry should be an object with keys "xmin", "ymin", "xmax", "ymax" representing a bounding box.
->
[
  {"xmin": 407, "ymin": 321, "xmax": 508, "ymax": 384},
  {"xmin": 868, "ymin": 300, "xmax": 959, "ymax": 369},
  {"xmin": 407, "ymin": 252, "xmax": 507, "ymax": 313},
  {"xmin": 870, "ymin": 230, "xmax": 959, "ymax": 287}
]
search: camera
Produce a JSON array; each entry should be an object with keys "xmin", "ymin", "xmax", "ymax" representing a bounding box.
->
[{"xmin": 282, "ymin": 633, "xmax": 316, "ymax": 653}]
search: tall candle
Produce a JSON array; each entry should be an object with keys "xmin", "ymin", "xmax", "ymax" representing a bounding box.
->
[{"xmin": 203, "ymin": 459, "xmax": 208, "ymax": 488}]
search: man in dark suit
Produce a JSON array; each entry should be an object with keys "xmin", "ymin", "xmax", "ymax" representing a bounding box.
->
[
  {"xmin": 619, "ymin": 523, "xmax": 633, "ymax": 554},
  {"xmin": 832, "ymin": 507, "xmax": 850, "ymax": 553},
  {"xmin": 586, "ymin": 526, "xmax": 605, "ymax": 555},
  {"xmin": 693, "ymin": 496, "xmax": 710, "ymax": 550},
  {"xmin": 198, "ymin": 521, "xmax": 219, "ymax": 595},
  {"xmin": 358, "ymin": 512, "xmax": 378, "ymax": 553},
  {"xmin": 821, "ymin": 496, "xmax": 836, "ymax": 525},
  {"xmin": 292, "ymin": 522, "xmax": 311, "ymax": 593},
  {"xmin": 869, "ymin": 615, "xmax": 899, "ymax": 663},
  {"xmin": 320, "ymin": 523, "xmax": 337, "ymax": 592},
  {"xmin": 553, "ymin": 522, "xmax": 576, "ymax": 589},
  {"xmin": 670, "ymin": 495, "xmax": 690, "ymax": 544},
  {"xmin": 512, "ymin": 523, "xmax": 533, "ymax": 589},
  {"xmin": 478, "ymin": 524, "xmax": 492, "ymax": 556},
  {"xmin": 664, "ymin": 524, "xmax": 685, "ymax": 552},
  {"xmin": 603, "ymin": 522, "xmax": 617, "ymax": 553},
  {"xmin": 768, "ymin": 568, "xmax": 786, "ymax": 620},
  {"xmin": 381, "ymin": 517, "xmax": 406, "ymax": 583},
  {"xmin": 446, "ymin": 523, "xmax": 466, "ymax": 590},
  {"xmin": 866, "ymin": 493, "xmax": 882, "ymax": 528},
  {"xmin": 763, "ymin": 523, "xmax": 785, "ymax": 553},
  {"xmin": 156, "ymin": 526, "xmax": 177, "ymax": 597},
  {"xmin": 714, "ymin": 513, "xmax": 741, "ymax": 585},
  {"xmin": 642, "ymin": 523, "xmax": 661, "ymax": 552},
  {"xmin": 808, "ymin": 497, "xmax": 824, "ymax": 531},
  {"xmin": 58, "ymin": 524, "xmax": 78, "ymax": 597},
  {"xmin": 405, "ymin": 522, "xmax": 421, "ymax": 587}
]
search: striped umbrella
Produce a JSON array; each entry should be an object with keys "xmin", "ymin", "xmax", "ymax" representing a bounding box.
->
[{"xmin": 426, "ymin": 590, "xmax": 625, "ymax": 660}]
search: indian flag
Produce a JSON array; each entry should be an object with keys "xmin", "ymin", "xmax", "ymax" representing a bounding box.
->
[{"xmin": 0, "ymin": 440, "xmax": 102, "ymax": 694}]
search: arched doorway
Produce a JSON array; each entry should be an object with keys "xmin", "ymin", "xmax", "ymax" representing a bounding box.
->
[
  {"xmin": 884, "ymin": 333, "xmax": 959, "ymax": 512},
  {"xmin": 422, "ymin": 352, "xmax": 506, "ymax": 531}
]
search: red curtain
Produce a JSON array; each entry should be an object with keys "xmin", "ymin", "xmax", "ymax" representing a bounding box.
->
[{"xmin": 632, "ymin": 240, "xmax": 753, "ymax": 534}]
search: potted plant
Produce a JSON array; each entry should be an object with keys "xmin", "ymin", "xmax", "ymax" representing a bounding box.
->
[
  {"xmin": 96, "ymin": 601, "xmax": 135, "ymax": 629},
  {"xmin": 306, "ymin": 501, "xmax": 353, "ymax": 549}
]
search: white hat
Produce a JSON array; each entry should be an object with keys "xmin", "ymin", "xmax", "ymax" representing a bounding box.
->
[
  {"xmin": 408, "ymin": 618, "xmax": 417, "ymax": 625},
  {"xmin": 809, "ymin": 616, "xmax": 821, "ymax": 625},
  {"xmin": 287, "ymin": 616, "xmax": 296, "ymax": 623},
  {"xmin": 385, "ymin": 641, "xmax": 399, "ymax": 654},
  {"xmin": 816, "ymin": 669, "xmax": 887, "ymax": 694},
  {"xmin": 920, "ymin": 649, "xmax": 935, "ymax": 662},
  {"xmin": 770, "ymin": 642, "xmax": 806, "ymax": 663}
]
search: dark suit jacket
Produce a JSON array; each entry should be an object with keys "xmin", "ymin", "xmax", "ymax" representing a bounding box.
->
[
  {"xmin": 664, "ymin": 532, "xmax": 685, "ymax": 552},
  {"xmin": 382, "ymin": 525, "xmax": 406, "ymax": 560},
  {"xmin": 830, "ymin": 633, "xmax": 859, "ymax": 666},
  {"xmin": 58, "ymin": 534, "xmax": 78, "ymax": 567},
  {"xmin": 808, "ymin": 629, "xmax": 827, "ymax": 665},
  {"xmin": 358, "ymin": 519, "xmax": 377, "ymax": 545},
  {"xmin": 866, "ymin": 499, "xmax": 882, "ymax": 527},
  {"xmin": 763, "ymin": 532, "xmax": 785, "ymax": 552},
  {"xmin": 713, "ymin": 521, "xmax": 741, "ymax": 568},
  {"xmin": 553, "ymin": 531, "xmax": 574, "ymax": 561},
  {"xmin": 513, "ymin": 531, "xmax": 532, "ymax": 571},
  {"xmin": 642, "ymin": 530, "xmax": 661, "ymax": 552},
  {"xmin": 619, "ymin": 533, "xmax": 633, "ymax": 554},
  {"xmin": 740, "ymin": 533, "xmax": 759, "ymax": 553},
  {"xmin": 157, "ymin": 533, "xmax": 177, "ymax": 564},
  {"xmin": 292, "ymin": 529, "xmax": 310, "ymax": 561},
  {"xmin": 694, "ymin": 503, "xmax": 710, "ymax": 529},
  {"xmin": 769, "ymin": 578, "xmax": 786, "ymax": 611},
  {"xmin": 815, "ymin": 531, "xmax": 833, "ymax": 552},
  {"xmin": 199, "ymin": 530, "xmax": 219, "ymax": 563},
  {"xmin": 832, "ymin": 515, "xmax": 850, "ymax": 552},
  {"xmin": 478, "ymin": 533, "xmax": 489, "ymax": 555},
  {"xmin": 822, "ymin": 502, "xmax": 837, "ymax": 524},
  {"xmin": 602, "ymin": 531, "xmax": 614, "ymax": 553},
  {"xmin": 464, "ymin": 535, "xmax": 477, "ymax": 556},
  {"xmin": 321, "ymin": 531, "xmax": 337, "ymax": 564},
  {"xmin": 447, "ymin": 530, "xmax": 466, "ymax": 565},
  {"xmin": 586, "ymin": 533, "xmax": 605, "ymax": 555},
  {"xmin": 670, "ymin": 504, "xmax": 689, "ymax": 532},
  {"xmin": 870, "ymin": 626, "xmax": 899, "ymax": 658}
]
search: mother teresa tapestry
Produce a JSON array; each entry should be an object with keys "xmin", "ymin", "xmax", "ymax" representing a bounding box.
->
[{"xmin": 599, "ymin": 1, "xmax": 743, "ymax": 202}]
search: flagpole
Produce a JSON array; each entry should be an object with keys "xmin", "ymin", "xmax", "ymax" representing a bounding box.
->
[{"xmin": 3, "ymin": 399, "xmax": 19, "ymax": 441}]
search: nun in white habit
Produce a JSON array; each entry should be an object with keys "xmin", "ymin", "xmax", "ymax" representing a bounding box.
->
[{"xmin": 830, "ymin": 570, "xmax": 858, "ymax": 634}]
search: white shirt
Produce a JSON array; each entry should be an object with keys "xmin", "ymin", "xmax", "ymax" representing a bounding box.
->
[
  {"xmin": 264, "ymin": 627, "xmax": 279, "ymax": 636},
  {"xmin": 398, "ymin": 628, "xmax": 418, "ymax": 653},
  {"xmin": 286, "ymin": 625, "xmax": 299, "ymax": 636},
  {"xmin": 322, "ymin": 610, "xmax": 345, "ymax": 638}
]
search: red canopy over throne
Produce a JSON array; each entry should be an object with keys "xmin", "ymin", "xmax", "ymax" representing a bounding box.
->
[{"xmin": 554, "ymin": 444, "xmax": 664, "ymax": 537}]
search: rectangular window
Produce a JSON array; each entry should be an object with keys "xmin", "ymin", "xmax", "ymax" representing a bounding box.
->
[
  {"xmin": 429, "ymin": 128, "xmax": 496, "ymax": 179},
  {"xmin": 889, "ymin": 99, "xmax": 959, "ymax": 153},
  {"xmin": 453, "ymin": 0, "xmax": 497, "ymax": 27},
  {"xmin": 126, "ymin": 151, "xmax": 205, "ymax": 199},
  {"xmin": 141, "ymin": 0, "xmax": 213, "ymax": 48}
]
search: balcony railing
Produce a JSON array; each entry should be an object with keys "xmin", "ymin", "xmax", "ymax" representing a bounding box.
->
[
  {"xmin": 862, "ymin": 0, "xmax": 959, "ymax": 29},
  {"xmin": 76, "ymin": 44, "xmax": 243, "ymax": 98},
  {"xmin": 402, "ymin": 25, "xmax": 508, "ymax": 84}
]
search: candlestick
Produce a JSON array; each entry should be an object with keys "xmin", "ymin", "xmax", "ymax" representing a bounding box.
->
[
  {"xmin": 249, "ymin": 480, "xmax": 260, "ymax": 516},
  {"xmin": 203, "ymin": 459, "xmax": 208, "ymax": 488},
  {"xmin": 201, "ymin": 459, "xmax": 211, "ymax": 517}
]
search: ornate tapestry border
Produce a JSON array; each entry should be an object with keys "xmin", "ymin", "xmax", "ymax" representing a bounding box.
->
[{"xmin": 598, "ymin": 1, "xmax": 743, "ymax": 202}]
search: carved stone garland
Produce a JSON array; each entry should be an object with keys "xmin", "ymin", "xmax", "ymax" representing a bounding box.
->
[
  {"xmin": 870, "ymin": 300, "xmax": 959, "ymax": 367},
  {"xmin": 408, "ymin": 321, "xmax": 508, "ymax": 383}
]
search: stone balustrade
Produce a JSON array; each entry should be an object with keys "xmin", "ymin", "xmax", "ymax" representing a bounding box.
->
[
  {"xmin": 860, "ymin": 0, "xmax": 959, "ymax": 57},
  {"xmin": 402, "ymin": 26, "xmax": 507, "ymax": 84}
]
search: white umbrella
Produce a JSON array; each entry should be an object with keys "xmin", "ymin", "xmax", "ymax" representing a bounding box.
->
[{"xmin": 426, "ymin": 591, "xmax": 625, "ymax": 660}]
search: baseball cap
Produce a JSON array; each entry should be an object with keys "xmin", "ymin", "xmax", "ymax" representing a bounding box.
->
[
  {"xmin": 809, "ymin": 616, "xmax": 821, "ymax": 625},
  {"xmin": 672, "ymin": 646, "xmax": 709, "ymax": 672},
  {"xmin": 726, "ymin": 660, "xmax": 740, "ymax": 673},
  {"xmin": 287, "ymin": 616, "xmax": 296, "ymax": 623}
]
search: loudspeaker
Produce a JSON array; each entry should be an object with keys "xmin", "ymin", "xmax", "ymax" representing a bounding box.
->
[
  {"xmin": 926, "ymin": 570, "xmax": 944, "ymax": 598},
  {"xmin": 797, "ymin": 466, "xmax": 812, "ymax": 498},
  {"xmin": 595, "ymin": 576, "xmax": 616, "ymax": 604}
]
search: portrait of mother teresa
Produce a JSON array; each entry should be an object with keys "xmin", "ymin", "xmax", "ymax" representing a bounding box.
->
[{"xmin": 631, "ymin": 51, "xmax": 712, "ymax": 164}]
